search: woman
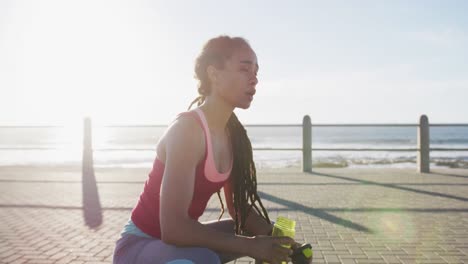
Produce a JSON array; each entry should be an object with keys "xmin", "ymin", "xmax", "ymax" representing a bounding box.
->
[{"xmin": 113, "ymin": 36, "xmax": 298, "ymax": 264}]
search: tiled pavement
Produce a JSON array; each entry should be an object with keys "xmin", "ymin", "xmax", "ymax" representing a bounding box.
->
[{"xmin": 1, "ymin": 165, "xmax": 467, "ymax": 263}]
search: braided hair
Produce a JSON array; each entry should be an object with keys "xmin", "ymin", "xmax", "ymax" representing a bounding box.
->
[{"xmin": 188, "ymin": 36, "xmax": 270, "ymax": 235}]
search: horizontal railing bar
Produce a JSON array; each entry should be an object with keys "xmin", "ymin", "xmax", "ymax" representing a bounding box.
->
[
  {"xmin": 3, "ymin": 147, "xmax": 467, "ymax": 152},
  {"xmin": 0, "ymin": 125, "xmax": 65, "ymax": 128},
  {"xmin": 0, "ymin": 147, "xmax": 67, "ymax": 150},
  {"xmin": 92, "ymin": 123, "xmax": 468, "ymax": 128},
  {"xmin": 430, "ymin": 148, "xmax": 468, "ymax": 151},
  {"xmin": 93, "ymin": 148, "xmax": 155, "ymax": 151},
  {"xmin": 254, "ymin": 148, "xmax": 302, "ymax": 151},
  {"xmin": 103, "ymin": 124, "xmax": 303, "ymax": 128},
  {"xmin": 101, "ymin": 124, "xmax": 418, "ymax": 128},
  {"xmin": 311, "ymin": 124, "xmax": 417, "ymax": 127},
  {"xmin": 430, "ymin": 124, "xmax": 468, "ymax": 127},
  {"xmin": 2, "ymin": 124, "xmax": 467, "ymax": 129},
  {"xmin": 246, "ymin": 124, "xmax": 302, "ymax": 128},
  {"xmin": 311, "ymin": 148, "xmax": 418, "ymax": 151},
  {"xmin": 94, "ymin": 148, "xmax": 304, "ymax": 151},
  {"xmin": 103, "ymin": 125, "xmax": 167, "ymax": 128}
]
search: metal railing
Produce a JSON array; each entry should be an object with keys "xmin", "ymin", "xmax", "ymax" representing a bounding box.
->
[
  {"xmin": 2, "ymin": 115, "xmax": 468, "ymax": 173},
  {"xmin": 303, "ymin": 116, "xmax": 468, "ymax": 172},
  {"xmin": 80, "ymin": 115, "xmax": 468, "ymax": 173}
]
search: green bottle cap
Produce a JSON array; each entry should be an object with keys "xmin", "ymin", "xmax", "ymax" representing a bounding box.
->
[{"xmin": 303, "ymin": 247, "xmax": 313, "ymax": 258}]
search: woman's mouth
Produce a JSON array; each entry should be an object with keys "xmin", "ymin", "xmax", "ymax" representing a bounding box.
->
[{"xmin": 246, "ymin": 90, "xmax": 256, "ymax": 100}]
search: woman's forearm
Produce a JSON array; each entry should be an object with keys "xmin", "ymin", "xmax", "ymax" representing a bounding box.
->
[
  {"xmin": 161, "ymin": 217, "xmax": 253, "ymax": 256},
  {"xmin": 244, "ymin": 209, "xmax": 274, "ymax": 236}
]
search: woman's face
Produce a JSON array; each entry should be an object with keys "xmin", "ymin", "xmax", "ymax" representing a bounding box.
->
[{"xmin": 211, "ymin": 47, "xmax": 259, "ymax": 109}]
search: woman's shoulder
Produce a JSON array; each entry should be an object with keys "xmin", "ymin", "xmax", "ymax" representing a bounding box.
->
[
  {"xmin": 157, "ymin": 111, "xmax": 205, "ymax": 163},
  {"xmin": 169, "ymin": 110, "xmax": 203, "ymax": 136}
]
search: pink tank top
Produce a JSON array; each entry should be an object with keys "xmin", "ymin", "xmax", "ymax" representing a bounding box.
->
[{"xmin": 131, "ymin": 109, "xmax": 233, "ymax": 238}]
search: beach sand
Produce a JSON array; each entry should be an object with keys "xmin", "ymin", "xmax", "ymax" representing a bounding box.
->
[{"xmin": 1, "ymin": 165, "xmax": 467, "ymax": 263}]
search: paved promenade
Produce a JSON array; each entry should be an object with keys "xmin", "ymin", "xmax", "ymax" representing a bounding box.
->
[{"xmin": 1, "ymin": 165, "xmax": 467, "ymax": 264}]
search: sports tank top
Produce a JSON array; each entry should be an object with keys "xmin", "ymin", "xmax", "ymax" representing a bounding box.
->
[{"xmin": 131, "ymin": 109, "xmax": 233, "ymax": 238}]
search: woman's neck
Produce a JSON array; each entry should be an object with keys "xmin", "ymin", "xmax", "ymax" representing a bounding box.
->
[{"xmin": 199, "ymin": 97, "xmax": 234, "ymax": 134}]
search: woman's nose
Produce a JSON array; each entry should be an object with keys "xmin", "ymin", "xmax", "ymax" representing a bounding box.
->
[{"xmin": 250, "ymin": 75, "xmax": 258, "ymax": 86}]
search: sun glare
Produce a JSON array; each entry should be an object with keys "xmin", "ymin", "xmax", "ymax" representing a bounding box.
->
[{"xmin": 8, "ymin": 0, "xmax": 145, "ymax": 126}]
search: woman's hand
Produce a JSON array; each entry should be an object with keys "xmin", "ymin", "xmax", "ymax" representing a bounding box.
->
[
  {"xmin": 248, "ymin": 235, "xmax": 294, "ymax": 264},
  {"xmin": 291, "ymin": 242, "xmax": 313, "ymax": 264}
]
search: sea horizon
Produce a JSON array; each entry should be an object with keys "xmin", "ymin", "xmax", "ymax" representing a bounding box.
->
[{"xmin": 1, "ymin": 124, "xmax": 467, "ymax": 169}]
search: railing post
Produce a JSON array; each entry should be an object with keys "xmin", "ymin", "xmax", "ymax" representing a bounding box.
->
[
  {"xmin": 302, "ymin": 115, "xmax": 312, "ymax": 172},
  {"xmin": 82, "ymin": 117, "xmax": 102, "ymax": 227},
  {"xmin": 83, "ymin": 117, "xmax": 94, "ymax": 169},
  {"xmin": 417, "ymin": 115, "xmax": 430, "ymax": 173}
]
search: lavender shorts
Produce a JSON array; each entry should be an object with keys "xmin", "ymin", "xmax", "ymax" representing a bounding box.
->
[{"xmin": 113, "ymin": 219, "xmax": 243, "ymax": 264}]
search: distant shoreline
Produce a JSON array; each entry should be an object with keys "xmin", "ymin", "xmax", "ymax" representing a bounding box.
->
[
  {"xmin": 1, "ymin": 158, "xmax": 467, "ymax": 170},
  {"xmin": 1, "ymin": 163, "xmax": 467, "ymax": 172}
]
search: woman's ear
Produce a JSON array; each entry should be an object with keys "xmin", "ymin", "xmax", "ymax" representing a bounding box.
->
[{"xmin": 207, "ymin": 65, "xmax": 218, "ymax": 83}]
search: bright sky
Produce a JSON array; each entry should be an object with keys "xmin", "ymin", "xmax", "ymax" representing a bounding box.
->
[{"xmin": 1, "ymin": 0, "xmax": 467, "ymax": 125}]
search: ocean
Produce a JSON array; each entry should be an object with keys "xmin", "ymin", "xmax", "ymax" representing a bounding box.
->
[{"xmin": 1, "ymin": 125, "xmax": 467, "ymax": 169}]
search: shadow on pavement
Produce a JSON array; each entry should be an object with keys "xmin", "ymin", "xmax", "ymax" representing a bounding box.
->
[
  {"xmin": 429, "ymin": 172, "xmax": 468, "ymax": 179},
  {"xmin": 258, "ymin": 182, "xmax": 468, "ymax": 186},
  {"xmin": 257, "ymin": 191, "xmax": 374, "ymax": 233},
  {"xmin": 309, "ymin": 171, "xmax": 468, "ymax": 202},
  {"xmin": 82, "ymin": 148, "xmax": 102, "ymax": 229}
]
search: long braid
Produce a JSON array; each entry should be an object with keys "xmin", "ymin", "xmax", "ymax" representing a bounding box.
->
[{"xmin": 227, "ymin": 113, "xmax": 270, "ymax": 234}]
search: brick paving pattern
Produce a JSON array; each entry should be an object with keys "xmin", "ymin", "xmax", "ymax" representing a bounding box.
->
[{"xmin": 1, "ymin": 166, "xmax": 467, "ymax": 263}]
